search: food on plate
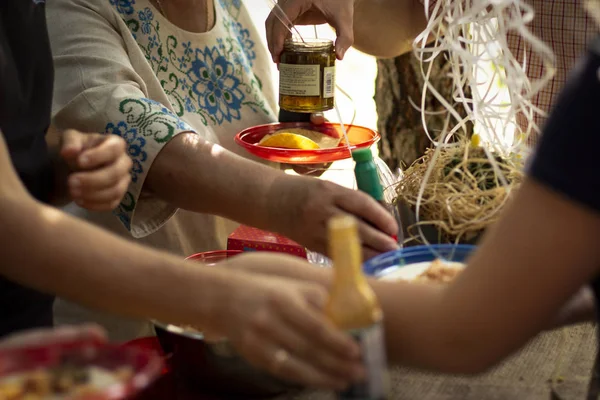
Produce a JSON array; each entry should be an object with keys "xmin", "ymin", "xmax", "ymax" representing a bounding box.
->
[
  {"xmin": 415, "ymin": 259, "xmax": 464, "ymax": 283},
  {"xmin": 258, "ymin": 128, "xmax": 344, "ymax": 150},
  {"xmin": 0, "ymin": 361, "xmax": 133, "ymax": 400},
  {"xmin": 381, "ymin": 259, "xmax": 465, "ymax": 284}
]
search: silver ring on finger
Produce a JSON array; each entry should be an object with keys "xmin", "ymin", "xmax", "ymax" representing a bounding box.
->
[{"xmin": 271, "ymin": 348, "xmax": 290, "ymax": 373}]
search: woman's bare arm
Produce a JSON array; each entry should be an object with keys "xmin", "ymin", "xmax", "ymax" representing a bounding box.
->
[{"xmin": 353, "ymin": 0, "xmax": 428, "ymax": 58}]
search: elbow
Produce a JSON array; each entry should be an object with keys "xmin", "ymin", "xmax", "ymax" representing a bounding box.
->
[
  {"xmin": 428, "ymin": 333, "xmax": 507, "ymax": 375},
  {"xmin": 352, "ymin": 35, "xmax": 415, "ymax": 59},
  {"xmin": 387, "ymin": 329, "xmax": 504, "ymax": 375}
]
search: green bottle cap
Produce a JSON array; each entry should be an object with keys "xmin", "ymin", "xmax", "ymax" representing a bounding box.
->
[{"xmin": 351, "ymin": 148, "xmax": 374, "ymax": 163}]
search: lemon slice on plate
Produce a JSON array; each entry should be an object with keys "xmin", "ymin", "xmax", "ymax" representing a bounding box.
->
[{"xmin": 258, "ymin": 132, "xmax": 321, "ymax": 150}]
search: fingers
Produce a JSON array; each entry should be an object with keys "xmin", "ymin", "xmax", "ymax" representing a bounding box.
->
[
  {"xmin": 325, "ymin": 4, "xmax": 355, "ymax": 60},
  {"xmin": 76, "ymin": 135, "xmax": 128, "ymax": 170},
  {"xmin": 59, "ymin": 130, "xmax": 85, "ymax": 170},
  {"xmin": 338, "ymin": 190, "xmax": 399, "ymax": 238},
  {"xmin": 0, "ymin": 324, "xmax": 107, "ymax": 350},
  {"xmin": 356, "ymin": 219, "xmax": 399, "ymax": 254},
  {"xmin": 69, "ymin": 155, "xmax": 132, "ymax": 211},
  {"xmin": 235, "ymin": 285, "xmax": 363, "ymax": 389},
  {"xmin": 266, "ymin": 1, "xmax": 310, "ymax": 63}
]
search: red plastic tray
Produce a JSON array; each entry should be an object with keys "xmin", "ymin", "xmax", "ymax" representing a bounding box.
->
[{"xmin": 235, "ymin": 122, "xmax": 380, "ymax": 164}]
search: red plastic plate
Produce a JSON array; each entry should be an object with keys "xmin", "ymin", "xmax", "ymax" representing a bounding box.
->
[
  {"xmin": 0, "ymin": 338, "xmax": 163, "ymax": 399},
  {"xmin": 235, "ymin": 122, "xmax": 380, "ymax": 164}
]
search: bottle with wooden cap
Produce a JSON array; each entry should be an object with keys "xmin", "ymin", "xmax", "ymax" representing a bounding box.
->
[{"xmin": 326, "ymin": 215, "xmax": 389, "ymax": 399}]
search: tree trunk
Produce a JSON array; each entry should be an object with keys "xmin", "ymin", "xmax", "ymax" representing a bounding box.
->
[{"xmin": 374, "ymin": 49, "xmax": 473, "ymax": 171}]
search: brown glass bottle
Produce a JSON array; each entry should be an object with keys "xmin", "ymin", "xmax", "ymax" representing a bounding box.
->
[{"xmin": 279, "ymin": 38, "xmax": 335, "ymax": 113}]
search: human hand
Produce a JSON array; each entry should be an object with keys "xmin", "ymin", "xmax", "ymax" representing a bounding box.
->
[
  {"xmin": 0, "ymin": 324, "xmax": 106, "ymax": 350},
  {"xmin": 60, "ymin": 130, "xmax": 132, "ymax": 211},
  {"xmin": 267, "ymin": 175, "xmax": 398, "ymax": 259},
  {"xmin": 211, "ymin": 253, "xmax": 364, "ymax": 389},
  {"xmin": 266, "ymin": 0, "xmax": 357, "ymax": 63}
]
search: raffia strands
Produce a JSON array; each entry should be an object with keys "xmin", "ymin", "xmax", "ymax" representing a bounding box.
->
[
  {"xmin": 393, "ymin": 0, "xmax": 557, "ymax": 245},
  {"xmin": 396, "ymin": 143, "xmax": 524, "ymax": 244}
]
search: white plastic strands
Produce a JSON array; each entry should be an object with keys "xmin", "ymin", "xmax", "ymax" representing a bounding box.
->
[{"xmin": 396, "ymin": 0, "xmax": 557, "ymax": 247}]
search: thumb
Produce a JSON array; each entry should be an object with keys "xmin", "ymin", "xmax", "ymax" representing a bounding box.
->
[
  {"xmin": 302, "ymin": 284, "xmax": 328, "ymax": 311},
  {"xmin": 60, "ymin": 129, "xmax": 84, "ymax": 160},
  {"xmin": 310, "ymin": 112, "xmax": 325, "ymax": 125}
]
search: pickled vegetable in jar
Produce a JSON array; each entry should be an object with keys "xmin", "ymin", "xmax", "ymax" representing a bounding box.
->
[{"xmin": 278, "ymin": 38, "xmax": 336, "ymax": 113}]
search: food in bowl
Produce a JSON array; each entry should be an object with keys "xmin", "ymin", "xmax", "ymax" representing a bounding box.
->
[
  {"xmin": 380, "ymin": 259, "xmax": 465, "ymax": 283},
  {"xmin": 258, "ymin": 128, "xmax": 344, "ymax": 150},
  {"xmin": 0, "ymin": 361, "xmax": 133, "ymax": 399}
]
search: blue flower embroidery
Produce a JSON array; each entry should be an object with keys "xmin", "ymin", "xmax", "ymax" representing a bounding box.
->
[
  {"xmin": 180, "ymin": 78, "xmax": 190, "ymax": 90},
  {"xmin": 231, "ymin": 22, "xmax": 256, "ymax": 68},
  {"xmin": 106, "ymin": 121, "xmax": 147, "ymax": 184},
  {"xmin": 177, "ymin": 56, "xmax": 187, "ymax": 70},
  {"xmin": 185, "ymin": 98, "xmax": 197, "ymax": 113},
  {"xmin": 110, "ymin": 0, "xmax": 136, "ymax": 15},
  {"xmin": 182, "ymin": 41, "xmax": 193, "ymax": 57},
  {"xmin": 138, "ymin": 8, "xmax": 154, "ymax": 35},
  {"xmin": 148, "ymin": 35, "xmax": 159, "ymax": 50},
  {"xmin": 219, "ymin": 0, "xmax": 241, "ymax": 9},
  {"xmin": 188, "ymin": 47, "xmax": 245, "ymax": 123}
]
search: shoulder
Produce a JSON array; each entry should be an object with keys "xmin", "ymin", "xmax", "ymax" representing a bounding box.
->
[{"xmin": 46, "ymin": 0, "xmax": 121, "ymax": 27}]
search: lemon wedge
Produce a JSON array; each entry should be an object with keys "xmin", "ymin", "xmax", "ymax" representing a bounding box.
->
[{"xmin": 258, "ymin": 132, "xmax": 321, "ymax": 150}]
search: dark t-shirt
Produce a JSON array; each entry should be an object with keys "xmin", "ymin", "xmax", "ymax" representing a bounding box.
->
[
  {"xmin": 0, "ymin": 0, "xmax": 55, "ymax": 337},
  {"xmin": 528, "ymin": 35, "xmax": 600, "ymax": 396},
  {"xmin": 529, "ymin": 35, "xmax": 600, "ymax": 215}
]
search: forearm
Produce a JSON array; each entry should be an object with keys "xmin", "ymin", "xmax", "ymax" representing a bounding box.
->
[
  {"xmin": 145, "ymin": 133, "xmax": 286, "ymax": 230},
  {"xmin": 353, "ymin": 0, "xmax": 428, "ymax": 58},
  {"xmin": 0, "ymin": 195, "xmax": 233, "ymax": 330}
]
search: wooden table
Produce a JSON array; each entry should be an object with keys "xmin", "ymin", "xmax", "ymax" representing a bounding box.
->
[{"xmin": 134, "ymin": 324, "xmax": 597, "ymax": 400}]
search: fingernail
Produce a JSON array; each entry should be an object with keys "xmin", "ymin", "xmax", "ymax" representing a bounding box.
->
[
  {"xmin": 70, "ymin": 177, "xmax": 80, "ymax": 189},
  {"xmin": 79, "ymin": 155, "xmax": 89, "ymax": 167},
  {"xmin": 338, "ymin": 48, "xmax": 346, "ymax": 59},
  {"xmin": 386, "ymin": 240, "xmax": 400, "ymax": 251}
]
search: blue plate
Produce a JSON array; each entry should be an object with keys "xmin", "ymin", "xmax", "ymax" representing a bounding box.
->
[{"xmin": 363, "ymin": 244, "xmax": 476, "ymax": 279}]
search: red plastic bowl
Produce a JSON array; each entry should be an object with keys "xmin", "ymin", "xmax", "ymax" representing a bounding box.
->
[
  {"xmin": 235, "ymin": 122, "xmax": 380, "ymax": 164},
  {"xmin": 184, "ymin": 250, "xmax": 241, "ymax": 264},
  {"xmin": 0, "ymin": 338, "xmax": 163, "ymax": 399}
]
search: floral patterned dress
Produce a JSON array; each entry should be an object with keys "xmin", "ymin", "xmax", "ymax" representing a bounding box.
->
[{"xmin": 47, "ymin": 0, "xmax": 278, "ymax": 341}]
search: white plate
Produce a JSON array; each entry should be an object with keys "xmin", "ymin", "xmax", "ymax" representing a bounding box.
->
[{"xmin": 378, "ymin": 261, "xmax": 465, "ymax": 282}]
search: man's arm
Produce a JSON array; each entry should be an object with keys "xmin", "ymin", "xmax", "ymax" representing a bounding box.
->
[{"xmin": 353, "ymin": 0, "xmax": 428, "ymax": 58}]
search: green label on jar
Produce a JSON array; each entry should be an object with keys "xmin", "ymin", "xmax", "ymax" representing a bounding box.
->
[{"xmin": 337, "ymin": 322, "xmax": 389, "ymax": 400}]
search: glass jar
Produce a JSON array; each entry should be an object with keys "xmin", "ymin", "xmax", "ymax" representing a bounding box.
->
[{"xmin": 279, "ymin": 38, "xmax": 336, "ymax": 113}]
